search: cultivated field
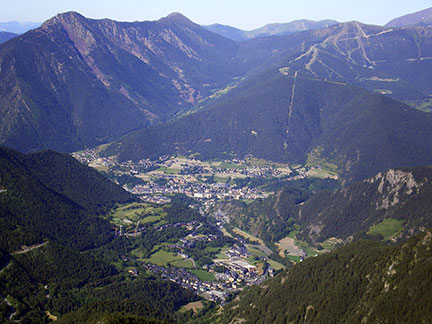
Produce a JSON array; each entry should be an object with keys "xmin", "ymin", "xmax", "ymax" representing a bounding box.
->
[{"xmin": 275, "ymin": 236, "xmax": 303, "ymax": 257}]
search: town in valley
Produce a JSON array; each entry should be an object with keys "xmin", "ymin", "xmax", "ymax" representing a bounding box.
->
[{"xmin": 72, "ymin": 149, "xmax": 336, "ymax": 302}]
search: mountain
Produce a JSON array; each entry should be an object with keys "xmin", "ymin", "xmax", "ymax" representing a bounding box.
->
[
  {"xmin": 203, "ymin": 19, "xmax": 339, "ymax": 41},
  {"xmin": 0, "ymin": 21, "xmax": 40, "ymax": 34},
  {"xmin": 0, "ymin": 146, "xmax": 135, "ymax": 252},
  {"xmin": 246, "ymin": 19, "xmax": 340, "ymax": 39},
  {"xmin": 98, "ymin": 20, "xmax": 432, "ymax": 184},
  {"xmin": 2, "ymin": 14, "xmax": 432, "ymax": 155},
  {"xmin": 386, "ymin": 7, "xmax": 432, "ymax": 27},
  {"xmin": 219, "ymin": 231, "xmax": 432, "ymax": 324},
  {"xmin": 296, "ymin": 166, "xmax": 432, "ymax": 246},
  {"xmin": 268, "ymin": 21, "xmax": 432, "ymax": 100},
  {"xmin": 202, "ymin": 24, "xmax": 246, "ymax": 42},
  {"xmin": 100, "ymin": 67, "xmax": 432, "ymax": 183},
  {"xmin": 0, "ymin": 146, "xmax": 198, "ymax": 323},
  {"xmin": 0, "ymin": 11, "xmax": 240, "ymax": 153},
  {"xmin": 213, "ymin": 165, "xmax": 432, "ymax": 251},
  {"xmin": 0, "ymin": 31, "xmax": 17, "ymax": 44},
  {"xmin": 213, "ymin": 178, "xmax": 338, "ymax": 244}
]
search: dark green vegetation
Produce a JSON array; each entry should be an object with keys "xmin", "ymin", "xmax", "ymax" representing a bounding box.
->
[
  {"xmin": 0, "ymin": 31, "xmax": 16, "ymax": 44},
  {"xmin": 0, "ymin": 11, "xmax": 240, "ymax": 153},
  {"xmin": 0, "ymin": 147, "xmax": 198, "ymax": 323},
  {"xmin": 386, "ymin": 6, "xmax": 432, "ymax": 27},
  {"xmin": 0, "ymin": 146, "xmax": 134, "ymax": 251},
  {"xmin": 203, "ymin": 19, "xmax": 339, "ymax": 41},
  {"xmin": 215, "ymin": 178, "xmax": 337, "ymax": 244},
  {"xmin": 296, "ymin": 166, "xmax": 432, "ymax": 246},
  {"xmin": 99, "ymin": 21, "xmax": 432, "ymax": 184},
  {"xmin": 102, "ymin": 69, "xmax": 432, "ymax": 183},
  {"xmin": 220, "ymin": 230, "xmax": 432, "ymax": 324},
  {"xmin": 3, "ymin": 12, "xmax": 432, "ymax": 161},
  {"xmin": 217, "ymin": 166, "xmax": 432, "ymax": 253}
]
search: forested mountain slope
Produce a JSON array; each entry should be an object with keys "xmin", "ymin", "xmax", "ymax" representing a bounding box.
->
[
  {"xmin": 0, "ymin": 147, "xmax": 197, "ymax": 323},
  {"xmin": 101, "ymin": 69, "xmax": 432, "ymax": 183},
  {"xmin": 0, "ymin": 12, "xmax": 240, "ymax": 153},
  {"xmin": 220, "ymin": 231, "xmax": 432, "ymax": 324},
  {"xmin": 0, "ymin": 146, "xmax": 134, "ymax": 251},
  {"xmin": 296, "ymin": 166, "xmax": 432, "ymax": 245}
]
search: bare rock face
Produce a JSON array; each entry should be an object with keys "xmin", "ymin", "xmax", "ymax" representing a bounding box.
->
[
  {"xmin": 367, "ymin": 169, "xmax": 424, "ymax": 209},
  {"xmin": 298, "ymin": 166, "xmax": 432, "ymax": 245}
]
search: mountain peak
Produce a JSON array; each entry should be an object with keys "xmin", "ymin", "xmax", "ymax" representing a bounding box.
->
[
  {"xmin": 42, "ymin": 11, "xmax": 86, "ymax": 28},
  {"xmin": 160, "ymin": 12, "xmax": 194, "ymax": 25}
]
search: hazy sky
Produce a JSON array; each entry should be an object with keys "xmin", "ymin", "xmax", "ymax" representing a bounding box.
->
[{"xmin": 1, "ymin": 0, "xmax": 431, "ymax": 30}]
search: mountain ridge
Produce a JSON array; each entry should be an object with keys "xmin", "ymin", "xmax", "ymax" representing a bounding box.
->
[
  {"xmin": 0, "ymin": 31, "xmax": 17, "ymax": 44},
  {"xmin": 297, "ymin": 166, "xmax": 432, "ymax": 245},
  {"xmin": 0, "ymin": 11, "xmax": 240, "ymax": 153},
  {"xmin": 386, "ymin": 7, "xmax": 432, "ymax": 27},
  {"xmin": 100, "ymin": 67, "xmax": 432, "ymax": 183},
  {"xmin": 203, "ymin": 19, "xmax": 339, "ymax": 41}
]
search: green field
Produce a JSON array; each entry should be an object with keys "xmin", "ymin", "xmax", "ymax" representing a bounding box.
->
[
  {"xmin": 190, "ymin": 269, "xmax": 216, "ymax": 281},
  {"xmin": 141, "ymin": 215, "xmax": 163, "ymax": 224},
  {"xmin": 368, "ymin": 219, "xmax": 404, "ymax": 240},
  {"xmin": 144, "ymin": 250, "xmax": 183, "ymax": 266},
  {"xmin": 319, "ymin": 237, "xmax": 343, "ymax": 251},
  {"xmin": 171, "ymin": 259, "xmax": 195, "ymax": 269},
  {"xmin": 290, "ymin": 164, "xmax": 302, "ymax": 169},
  {"xmin": 213, "ymin": 176, "xmax": 228, "ymax": 183},
  {"xmin": 109, "ymin": 203, "xmax": 167, "ymax": 227},
  {"xmin": 88, "ymin": 164, "xmax": 109, "ymax": 172},
  {"xmin": 215, "ymin": 248, "xmax": 229, "ymax": 260},
  {"xmin": 246, "ymin": 246, "xmax": 266, "ymax": 258},
  {"xmin": 246, "ymin": 244, "xmax": 272, "ymax": 257},
  {"xmin": 233, "ymin": 227, "xmax": 265, "ymax": 245},
  {"xmin": 306, "ymin": 146, "xmax": 338, "ymax": 175},
  {"xmin": 267, "ymin": 259, "xmax": 286, "ymax": 271},
  {"xmin": 286, "ymin": 255, "xmax": 301, "ymax": 263},
  {"xmin": 218, "ymin": 161, "xmax": 246, "ymax": 169},
  {"xmin": 308, "ymin": 169, "xmax": 338, "ymax": 179}
]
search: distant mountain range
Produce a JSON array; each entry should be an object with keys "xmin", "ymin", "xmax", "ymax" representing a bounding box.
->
[
  {"xmin": 0, "ymin": 21, "xmax": 40, "ymax": 34},
  {"xmin": 2, "ymin": 7, "xmax": 432, "ymax": 324},
  {"xmin": 0, "ymin": 31, "xmax": 17, "ymax": 44},
  {"xmin": 100, "ymin": 20, "xmax": 432, "ymax": 183},
  {"xmin": 203, "ymin": 19, "xmax": 339, "ymax": 41},
  {"xmin": 2, "ymin": 10, "xmax": 432, "ymax": 184},
  {"xmin": 386, "ymin": 6, "xmax": 432, "ymax": 27}
]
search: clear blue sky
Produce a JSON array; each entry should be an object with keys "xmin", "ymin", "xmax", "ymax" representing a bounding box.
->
[{"xmin": 1, "ymin": 0, "xmax": 431, "ymax": 30}]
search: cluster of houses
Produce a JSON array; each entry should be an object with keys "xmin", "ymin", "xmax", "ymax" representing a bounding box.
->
[
  {"xmin": 130, "ymin": 179, "xmax": 270, "ymax": 205},
  {"xmin": 140, "ymin": 262, "xmax": 232, "ymax": 302}
]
